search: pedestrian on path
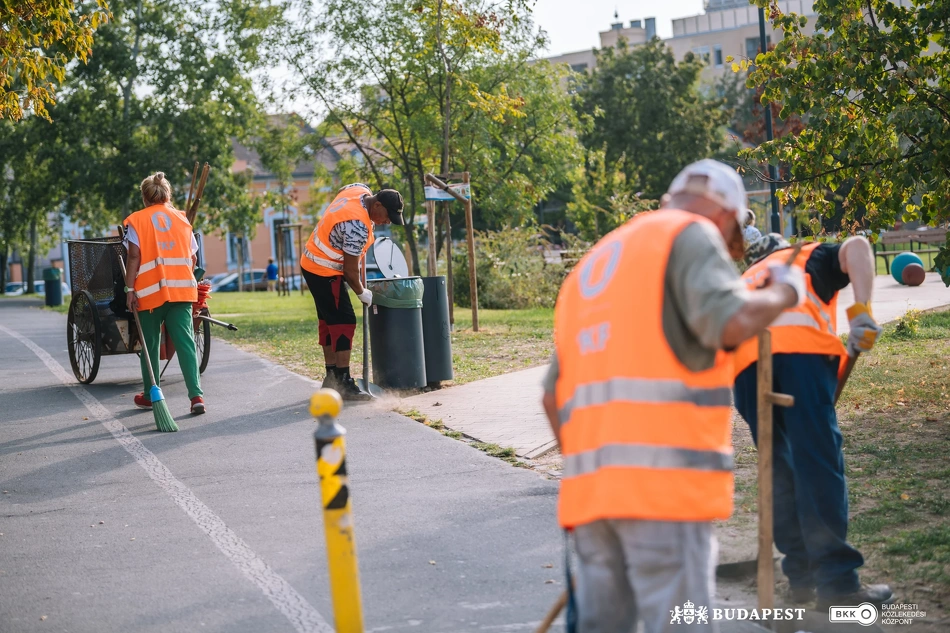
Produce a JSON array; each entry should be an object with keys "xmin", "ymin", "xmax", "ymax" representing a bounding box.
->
[
  {"xmin": 266, "ymin": 258, "xmax": 278, "ymax": 292},
  {"xmin": 300, "ymin": 182, "xmax": 404, "ymax": 400},
  {"xmin": 743, "ymin": 210, "xmax": 762, "ymax": 246},
  {"xmin": 541, "ymin": 159, "xmax": 806, "ymax": 633},
  {"xmin": 123, "ymin": 172, "xmax": 205, "ymax": 414},
  {"xmin": 733, "ymin": 233, "xmax": 891, "ymax": 609}
]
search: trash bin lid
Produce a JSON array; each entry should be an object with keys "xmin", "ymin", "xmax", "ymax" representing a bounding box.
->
[{"xmin": 370, "ymin": 237, "xmax": 409, "ymax": 279}]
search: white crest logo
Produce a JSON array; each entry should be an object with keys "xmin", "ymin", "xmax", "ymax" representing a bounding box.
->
[{"xmin": 671, "ymin": 600, "xmax": 709, "ymax": 625}]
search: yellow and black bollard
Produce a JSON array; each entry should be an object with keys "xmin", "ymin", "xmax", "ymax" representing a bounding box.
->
[{"xmin": 311, "ymin": 388, "xmax": 364, "ymax": 633}]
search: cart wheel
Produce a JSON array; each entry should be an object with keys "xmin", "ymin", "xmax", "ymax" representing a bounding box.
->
[
  {"xmin": 67, "ymin": 290, "xmax": 101, "ymax": 384},
  {"xmin": 196, "ymin": 308, "xmax": 211, "ymax": 374}
]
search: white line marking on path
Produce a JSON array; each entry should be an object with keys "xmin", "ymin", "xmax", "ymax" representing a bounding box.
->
[{"xmin": 0, "ymin": 324, "xmax": 333, "ymax": 633}]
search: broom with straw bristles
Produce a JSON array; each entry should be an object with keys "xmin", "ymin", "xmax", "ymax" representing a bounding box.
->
[{"xmin": 119, "ymin": 255, "xmax": 178, "ymax": 432}]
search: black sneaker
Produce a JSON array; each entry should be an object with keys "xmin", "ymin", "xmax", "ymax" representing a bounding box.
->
[
  {"xmin": 338, "ymin": 374, "xmax": 373, "ymax": 401},
  {"xmin": 817, "ymin": 584, "xmax": 894, "ymax": 610},
  {"xmin": 786, "ymin": 586, "xmax": 816, "ymax": 606},
  {"xmin": 321, "ymin": 369, "xmax": 341, "ymax": 391}
]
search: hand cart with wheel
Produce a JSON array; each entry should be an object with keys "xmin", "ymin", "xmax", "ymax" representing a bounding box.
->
[{"xmin": 65, "ymin": 235, "xmax": 237, "ymax": 384}]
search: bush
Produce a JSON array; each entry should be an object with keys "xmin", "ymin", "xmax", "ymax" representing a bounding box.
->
[{"xmin": 453, "ymin": 226, "xmax": 576, "ymax": 309}]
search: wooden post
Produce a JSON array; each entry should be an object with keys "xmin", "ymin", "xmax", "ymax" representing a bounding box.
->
[
  {"xmin": 756, "ymin": 330, "xmax": 775, "ymax": 614},
  {"xmin": 462, "ymin": 171, "xmax": 478, "ymax": 332},
  {"xmin": 756, "ymin": 330, "xmax": 795, "ymax": 618},
  {"xmin": 443, "ymin": 201, "xmax": 455, "ymax": 327},
  {"xmin": 276, "ymin": 227, "xmax": 284, "ymax": 296},
  {"xmin": 425, "ymin": 199, "xmax": 437, "ymax": 276},
  {"xmin": 298, "ymin": 224, "xmax": 305, "ymax": 296}
]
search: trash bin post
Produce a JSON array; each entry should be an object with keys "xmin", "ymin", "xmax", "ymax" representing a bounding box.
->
[
  {"xmin": 43, "ymin": 267, "xmax": 63, "ymax": 307},
  {"xmin": 311, "ymin": 389, "xmax": 364, "ymax": 633}
]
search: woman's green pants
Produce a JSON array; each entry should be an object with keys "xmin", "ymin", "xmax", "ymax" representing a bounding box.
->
[{"xmin": 138, "ymin": 302, "xmax": 203, "ymax": 399}]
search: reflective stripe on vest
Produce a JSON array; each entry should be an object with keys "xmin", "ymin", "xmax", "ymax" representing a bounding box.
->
[
  {"xmin": 137, "ymin": 278, "xmax": 199, "ymax": 298},
  {"xmin": 553, "ymin": 209, "xmax": 734, "ymax": 526},
  {"xmin": 558, "ymin": 377, "xmax": 733, "ymax": 424},
  {"xmin": 125, "ymin": 205, "xmax": 197, "ymax": 311},
  {"xmin": 303, "ymin": 249, "xmax": 344, "ymax": 272},
  {"xmin": 732, "ymin": 242, "xmax": 846, "ymax": 377},
  {"xmin": 301, "ymin": 185, "xmax": 375, "ymax": 277},
  {"xmin": 137, "ymin": 257, "xmax": 194, "ymax": 274},
  {"xmin": 564, "ymin": 443, "xmax": 734, "ymax": 478},
  {"xmin": 311, "ymin": 234, "xmax": 343, "ymax": 262}
]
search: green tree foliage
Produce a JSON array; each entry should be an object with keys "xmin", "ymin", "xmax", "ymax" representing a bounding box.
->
[
  {"xmin": 0, "ymin": 119, "xmax": 66, "ymax": 291},
  {"xmin": 567, "ymin": 147, "xmax": 659, "ymax": 240},
  {"xmin": 33, "ymin": 0, "xmax": 282, "ymax": 229},
  {"xmin": 286, "ymin": 0, "xmax": 582, "ymax": 274},
  {"xmin": 575, "ymin": 38, "xmax": 728, "ymax": 201},
  {"xmin": 745, "ymin": 0, "xmax": 949, "ymax": 244},
  {"xmin": 254, "ymin": 114, "xmax": 314, "ymax": 223},
  {"xmin": 0, "ymin": 0, "xmax": 111, "ymax": 121}
]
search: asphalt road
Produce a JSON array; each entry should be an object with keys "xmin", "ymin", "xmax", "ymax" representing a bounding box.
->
[{"xmin": 0, "ymin": 302, "xmax": 565, "ymax": 633}]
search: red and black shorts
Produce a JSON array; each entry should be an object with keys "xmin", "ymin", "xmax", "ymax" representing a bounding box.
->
[{"xmin": 301, "ymin": 268, "xmax": 356, "ymax": 352}]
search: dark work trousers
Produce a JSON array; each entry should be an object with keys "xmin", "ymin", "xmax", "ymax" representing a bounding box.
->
[{"xmin": 734, "ymin": 353, "xmax": 863, "ymax": 598}]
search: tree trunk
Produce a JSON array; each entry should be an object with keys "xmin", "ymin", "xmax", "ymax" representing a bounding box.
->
[
  {"xmin": 237, "ymin": 235, "xmax": 245, "ymax": 292},
  {"xmin": 405, "ymin": 181, "xmax": 422, "ymax": 276},
  {"xmin": 0, "ymin": 245, "xmax": 7, "ymax": 293},
  {"xmin": 404, "ymin": 224, "xmax": 421, "ymax": 277},
  {"xmin": 27, "ymin": 217, "xmax": 37, "ymax": 294}
]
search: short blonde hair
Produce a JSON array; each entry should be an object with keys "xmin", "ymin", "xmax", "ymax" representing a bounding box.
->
[{"xmin": 141, "ymin": 172, "xmax": 172, "ymax": 206}]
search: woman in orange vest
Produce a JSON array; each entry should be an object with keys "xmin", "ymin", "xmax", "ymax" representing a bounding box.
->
[
  {"xmin": 300, "ymin": 183, "xmax": 404, "ymax": 400},
  {"xmin": 542, "ymin": 160, "xmax": 804, "ymax": 632},
  {"xmin": 123, "ymin": 172, "xmax": 204, "ymax": 414},
  {"xmin": 734, "ymin": 233, "xmax": 890, "ymax": 609}
]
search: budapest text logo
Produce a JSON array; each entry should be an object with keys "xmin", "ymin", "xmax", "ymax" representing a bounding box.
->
[{"xmin": 671, "ymin": 601, "xmax": 805, "ymax": 625}]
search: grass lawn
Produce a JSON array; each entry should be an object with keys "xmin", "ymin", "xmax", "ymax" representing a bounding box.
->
[
  {"xmin": 205, "ymin": 291, "xmax": 554, "ymax": 385},
  {"xmin": 727, "ymin": 309, "xmax": 950, "ymax": 620}
]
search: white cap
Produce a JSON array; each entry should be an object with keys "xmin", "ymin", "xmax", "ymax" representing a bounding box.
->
[{"xmin": 666, "ymin": 159, "xmax": 751, "ymax": 225}]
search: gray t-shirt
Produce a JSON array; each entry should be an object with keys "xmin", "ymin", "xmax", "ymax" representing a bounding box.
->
[{"xmin": 543, "ymin": 220, "xmax": 748, "ymax": 393}]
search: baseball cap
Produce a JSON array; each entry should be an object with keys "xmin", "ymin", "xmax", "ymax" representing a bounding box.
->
[
  {"xmin": 667, "ymin": 159, "xmax": 751, "ymax": 226},
  {"xmin": 745, "ymin": 232, "xmax": 790, "ymax": 265},
  {"xmin": 376, "ymin": 189, "xmax": 405, "ymax": 225}
]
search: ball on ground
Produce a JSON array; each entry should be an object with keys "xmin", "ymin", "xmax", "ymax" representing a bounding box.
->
[
  {"xmin": 891, "ymin": 252, "xmax": 924, "ymax": 284},
  {"xmin": 902, "ymin": 262, "xmax": 926, "ymax": 286}
]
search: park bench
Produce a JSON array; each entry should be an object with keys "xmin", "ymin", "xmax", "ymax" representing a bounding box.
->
[{"xmin": 873, "ymin": 227, "xmax": 946, "ymax": 275}]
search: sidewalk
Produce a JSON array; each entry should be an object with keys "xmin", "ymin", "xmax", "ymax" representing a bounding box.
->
[{"xmin": 402, "ymin": 273, "xmax": 950, "ymax": 458}]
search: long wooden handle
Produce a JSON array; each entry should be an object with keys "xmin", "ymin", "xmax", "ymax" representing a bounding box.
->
[
  {"xmin": 186, "ymin": 161, "xmax": 199, "ymax": 209},
  {"xmin": 534, "ymin": 590, "xmax": 567, "ymax": 633},
  {"xmin": 835, "ymin": 353, "xmax": 860, "ymax": 405},
  {"xmin": 187, "ymin": 163, "xmax": 210, "ymax": 224},
  {"xmin": 118, "ymin": 256, "xmax": 159, "ymax": 387}
]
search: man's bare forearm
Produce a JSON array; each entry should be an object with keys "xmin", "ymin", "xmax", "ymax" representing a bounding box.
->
[
  {"xmin": 542, "ymin": 391, "xmax": 561, "ymax": 448},
  {"xmin": 720, "ymin": 286, "xmax": 798, "ymax": 349},
  {"xmin": 839, "ymin": 236, "xmax": 874, "ymax": 304},
  {"xmin": 125, "ymin": 252, "xmax": 140, "ymax": 289}
]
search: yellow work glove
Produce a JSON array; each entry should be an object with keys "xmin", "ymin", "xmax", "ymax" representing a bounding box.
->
[{"xmin": 846, "ymin": 303, "xmax": 881, "ymax": 356}]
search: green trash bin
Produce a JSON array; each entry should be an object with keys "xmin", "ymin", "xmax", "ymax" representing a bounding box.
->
[
  {"xmin": 366, "ymin": 277, "xmax": 426, "ymax": 390},
  {"xmin": 43, "ymin": 267, "xmax": 63, "ymax": 307}
]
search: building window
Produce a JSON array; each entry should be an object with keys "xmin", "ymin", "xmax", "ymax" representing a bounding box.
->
[
  {"xmin": 713, "ymin": 45, "xmax": 724, "ymax": 68},
  {"xmin": 691, "ymin": 46, "xmax": 711, "ymax": 65},
  {"xmin": 570, "ymin": 63, "xmax": 589, "ymax": 73},
  {"xmin": 746, "ymin": 36, "xmax": 771, "ymax": 61}
]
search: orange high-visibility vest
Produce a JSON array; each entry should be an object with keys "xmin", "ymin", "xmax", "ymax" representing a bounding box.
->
[
  {"xmin": 301, "ymin": 184, "xmax": 375, "ymax": 277},
  {"xmin": 124, "ymin": 205, "xmax": 197, "ymax": 312},
  {"xmin": 554, "ymin": 209, "xmax": 735, "ymax": 528},
  {"xmin": 733, "ymin": 243, "xmax": 846, "ymax": 378}
]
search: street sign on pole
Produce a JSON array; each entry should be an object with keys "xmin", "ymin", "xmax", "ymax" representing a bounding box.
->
[{"xmin": 424, "ymin": 184, "xmax": 471, "ymax": 201}]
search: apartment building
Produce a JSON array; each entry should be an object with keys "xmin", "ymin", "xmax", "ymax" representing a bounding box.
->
[{"xmin": 543, "ymin": 0, "xmax": 819, "ymax": 85}]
